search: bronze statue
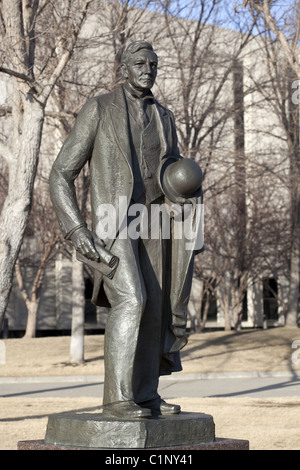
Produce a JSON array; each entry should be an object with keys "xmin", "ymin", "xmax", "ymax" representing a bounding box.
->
[{"xmin": 49, "ymin": 41, "xmax": 203, "ymax": 419}]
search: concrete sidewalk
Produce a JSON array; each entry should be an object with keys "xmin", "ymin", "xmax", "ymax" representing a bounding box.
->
[{"xmin": 1, "ymin": 371, "xmax": 299, "ymax": 399}]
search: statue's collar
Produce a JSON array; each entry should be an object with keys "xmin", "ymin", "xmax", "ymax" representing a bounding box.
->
[{"xmin": 123, "ymin": 82, "xmax": 154, "ymax": 102}]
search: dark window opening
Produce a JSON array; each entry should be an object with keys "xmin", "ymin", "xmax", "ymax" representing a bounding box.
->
[
  {"xmin": 85, "ymin": 278, "xmax": 97, "ymax": 324},
  {"xmin": 263, "ymin": 278, "xmax": 278, "ymax": 320}
]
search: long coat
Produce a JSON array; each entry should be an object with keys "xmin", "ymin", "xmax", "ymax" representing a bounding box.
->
[{"xmin": 50, "ymin": 85, "xmax": 203, "ymax": 371}]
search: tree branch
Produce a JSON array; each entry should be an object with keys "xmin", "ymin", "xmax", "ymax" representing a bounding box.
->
[
  {"xmin": 0, "ymin": 66, "xmax": 35, "ymax": 84},
  {"xmin": 39, "ymin": 0, "xmax": 93, "ymax": 104}
]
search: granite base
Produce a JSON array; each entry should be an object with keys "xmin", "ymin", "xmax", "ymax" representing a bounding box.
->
[{"xmin": 17, "ymin": 438, "xmax": 249, "ymax": 450}]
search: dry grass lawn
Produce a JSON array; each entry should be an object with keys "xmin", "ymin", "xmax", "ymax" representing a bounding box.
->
[{"xmin": 2, "ymin": 327, "xmax": 300, "ymax": 377}]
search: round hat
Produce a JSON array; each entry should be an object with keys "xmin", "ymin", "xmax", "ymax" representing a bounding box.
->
[{"xmin": 159, "ymin": 157, "xmax": 203, "ymax": 203}]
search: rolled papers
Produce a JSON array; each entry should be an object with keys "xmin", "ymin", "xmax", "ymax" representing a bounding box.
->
[{"xmin": 76, "ymin": 234, "xmax": 119, "ymax": 279}]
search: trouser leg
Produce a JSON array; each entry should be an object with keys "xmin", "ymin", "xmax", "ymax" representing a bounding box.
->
[
  {"xmin": 132, "ymin": 235, "xmax": 163, "ymax": 404},
  {"xmin": 102, "ymin": 236, "xmax": 146, "ymax": 406}
]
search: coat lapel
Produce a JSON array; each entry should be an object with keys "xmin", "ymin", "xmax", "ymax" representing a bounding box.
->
[
  {"xmin": 109, "ymin": 87, "xmax": 133, "ymax": 169},
  {"xmin": 153, "ymin": 100, "xmax": 169, "ymax": 157}
]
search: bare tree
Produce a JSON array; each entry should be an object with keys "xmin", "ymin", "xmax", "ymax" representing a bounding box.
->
[
  {"xmin": 199, "ymin": 171, "xmax": 287, "ymax": 331},
  {"xmin": 153, "ymin": 1, "xmax": 260, "ymax": 330},
  {"xmin": 236, "ymin": 0, "xmax": 300, "ymax": 327},
  {"xmin": 0, "ymin": 0, "xmax": 94, "ymax": 332},
  {"xmin": 15, "ymin": 173, "xmax": 62, "ymax": 337},
  {"xmin": 155, "ymin": 1, "xmax": 257, "ymax": 162}
]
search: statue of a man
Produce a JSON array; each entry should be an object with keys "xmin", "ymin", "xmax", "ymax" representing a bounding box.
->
[{"xmin": 49, "ymin": 41, "xmax": 203, "ymax": 419}]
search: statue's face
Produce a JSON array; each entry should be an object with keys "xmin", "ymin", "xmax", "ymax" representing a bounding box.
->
[{"xmin": 122, "ymin": 49, "xmax": 158, "ymax": 92}]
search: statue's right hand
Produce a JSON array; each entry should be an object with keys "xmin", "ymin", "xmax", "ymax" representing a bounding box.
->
[{"xmin": 70, "ymin": 227, "xmax": 100, "ymax": 262}]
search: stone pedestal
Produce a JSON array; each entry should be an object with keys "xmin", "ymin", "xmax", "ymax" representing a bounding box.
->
[
  {"xmin": 44, "ymin": 412, "xmax": 215, "ymax": 449},
  {"xmin": 17, "ymin": 411, "xmax": 250, "ymax": 450}
]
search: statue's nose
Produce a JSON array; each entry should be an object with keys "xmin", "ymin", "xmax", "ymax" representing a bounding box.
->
[{"xmin": 143, "ymin": 62, "xmax": 152, "ymax": 74}]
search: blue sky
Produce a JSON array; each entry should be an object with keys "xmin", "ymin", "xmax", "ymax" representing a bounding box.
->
[{"xmin": 146, "ymin": 0, "xmax": 298, "ymax": 37}]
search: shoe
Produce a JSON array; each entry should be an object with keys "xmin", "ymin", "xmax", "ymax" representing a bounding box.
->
[
  {"xmin": 159, "ymin": 400, "xmax": 181, "ymax": 415},
  {"xmin": 102, "ymin": 400, "xmax": 152, "ymax": 419},
  {"xmin": 139, "ymin": 398, "xmax": 181, "ymax": 416}
]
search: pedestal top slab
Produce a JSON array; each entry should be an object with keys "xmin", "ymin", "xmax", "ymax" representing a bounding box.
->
[{"xmin": 45, "ymin": 411, "xmax": 215, "ymax": 449}]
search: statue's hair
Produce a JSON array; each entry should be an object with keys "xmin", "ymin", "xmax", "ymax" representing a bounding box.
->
[{"xmin": 121, "ymin": 40, "xmax": 155, "ymax": 64}]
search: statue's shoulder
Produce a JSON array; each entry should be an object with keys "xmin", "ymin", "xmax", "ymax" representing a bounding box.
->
[
  {"xmin": 154, "ymin": 99, "xmax": 174, "ymax": 118},
  {"xmin": 78, "ymin": 87, "xmax": 126, "ymax": 122},
  {"xmin": 78, "ymin": 88, "xmax": 114, "ymax": 112},
  {"xmin": 81, "ymin": 90, "xmax": 114, "ymax": 114},
  {"xmin": 92, "ymin": 89, "xmax": 116, "ymax": 108}
]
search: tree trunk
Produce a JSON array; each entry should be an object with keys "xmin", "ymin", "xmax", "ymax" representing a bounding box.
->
[
  {"xmin": 232, "ymin": 282, "xmax": 246, "ymax": 331},
  {"xmin": 218, "ymin": 276, "xmax": 232, "ymax": 331},
  {"xmin": 0, "ymin": 94, "xmax": 44, "ymax": 328},
  {"xmin": 70, "ymin": 250, "xmax": 85, "ymax": 364},
  {"xmin": 233, "ymin": 300, "xmax": 243, "ymax": 331},
  {"xmin": 24, "ymin": 301, "xmax": 39, "ymax": 338},
  {"xmin": 194, "ymin": 280, "xmax": 204, "ymax": 333},
  {"xmin": 224, "ymin": 297, "xmax": 232, "ymax": 331},
  {"xmin": 200, "ymin": 293, "xmax": 210, "ymax": 332}
]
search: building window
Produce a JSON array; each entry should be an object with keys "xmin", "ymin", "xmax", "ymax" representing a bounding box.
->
[
  {"xmin": 263, "ymin": 278, "xmax": 278, "ymax": 320},
  {"xmin": 84, "ymin": 278, "xmax": 97, "ymax": 325}
]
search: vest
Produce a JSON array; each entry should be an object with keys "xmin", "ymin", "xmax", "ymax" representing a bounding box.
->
[{"xmin": 127, "ymin": 99, "xmax": 163, "ymax": 203}]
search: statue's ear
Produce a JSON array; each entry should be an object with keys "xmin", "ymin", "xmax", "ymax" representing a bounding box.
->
[{"xmin": 121, "ymin": 63, "xmax": 128, "ymax": 79}]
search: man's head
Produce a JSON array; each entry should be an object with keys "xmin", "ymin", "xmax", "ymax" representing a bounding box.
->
[{"xmin": 121, "ymin": 40, "xmax": 158, "ymax": 92}]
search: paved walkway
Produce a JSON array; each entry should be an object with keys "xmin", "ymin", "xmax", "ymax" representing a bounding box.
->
[{"xmin": 1, "ymin": 371, "xmax": 299, "ymax": 399}]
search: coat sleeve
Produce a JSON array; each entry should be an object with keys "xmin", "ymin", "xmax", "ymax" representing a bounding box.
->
[{"xmin": 49, "ymin": 98, "xmax": 100, "ymax": 238}]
